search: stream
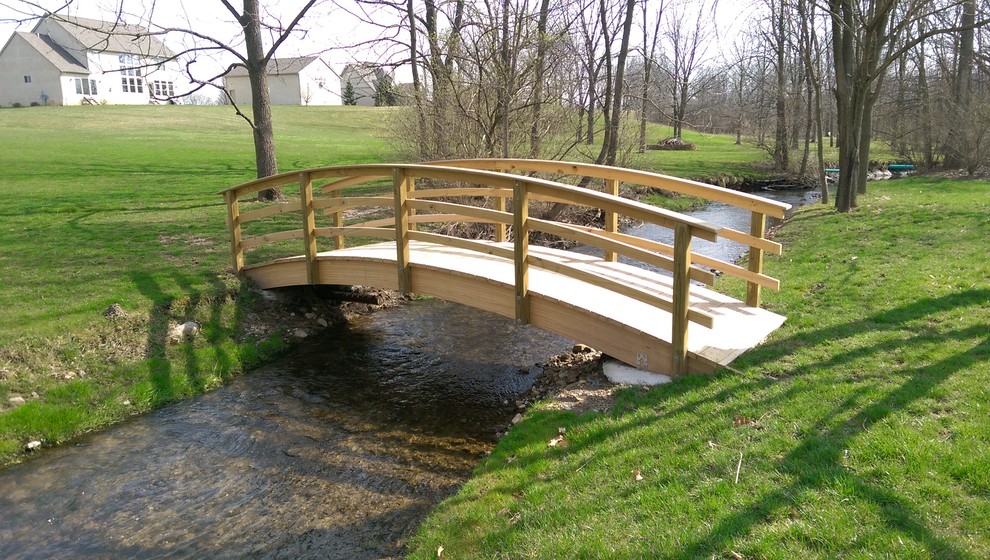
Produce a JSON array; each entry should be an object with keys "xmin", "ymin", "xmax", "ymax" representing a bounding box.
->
[{"xmin": 0, "ymin": 188, "xmax": 815, "ymax": 559}]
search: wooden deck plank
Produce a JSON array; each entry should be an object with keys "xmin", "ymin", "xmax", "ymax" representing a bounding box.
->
[{"xmin": 244, "ymin": 240, "xmax": 785, "ymax": 375}]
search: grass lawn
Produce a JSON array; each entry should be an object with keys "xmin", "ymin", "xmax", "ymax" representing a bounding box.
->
[
  {"xmin": 0, "ymin": 104, "xmax": 398, "ymax": 464},
  {"xmin": 407, "ymin": 178, "xmax": 990, "ymax": 559}
]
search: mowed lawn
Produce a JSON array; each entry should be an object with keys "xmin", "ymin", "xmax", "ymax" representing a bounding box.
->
[
  {"xmin": 407, "ymin": 178, "xmax": 990, "ymax": 559},
  {"xmin": 0, "ymin": 104, "xmax": 395, "ymax": 340},
  {"xmin": 0, "ymin": 104, "xmax": 398, "ymax": 462}
]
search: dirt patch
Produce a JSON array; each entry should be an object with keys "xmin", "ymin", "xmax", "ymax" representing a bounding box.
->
[{"xmin": 515, "ymin": 346, "xmax": 618, "ymax": 415}]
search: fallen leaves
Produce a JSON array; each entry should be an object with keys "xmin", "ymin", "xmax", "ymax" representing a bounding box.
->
[{"xmin": 548, "ymin": 426, "xmax": 568, "ymax": 448}]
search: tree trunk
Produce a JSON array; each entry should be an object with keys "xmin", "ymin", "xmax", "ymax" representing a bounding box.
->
[
  {"xmin": 638, "ymin": 2, "xmax": 663, "ymax": 153},
  {"xmin": 944, "ymin": 0, "xmax": 975, "ymax": 169},
  {"xmin": 597, "ymin": 0, "xmax": 636, "ymax": 166},
  {"xmin": 243, "ymin": 0, "xmax": 279, "ymax": 200},
  {"xmin": 407, "ymin": 0, "xmax": 428, "ymax": 160},
  {"xmin": 917, "ymin": 31, "xmax": 934, "ymax": 168},
  {"xmin": 529, "ymin": 0, "xmax": 552, "ymax": 158},
  {"xmin": 773, "ymin": 0, "xmax": 788, "ymax": 171}
]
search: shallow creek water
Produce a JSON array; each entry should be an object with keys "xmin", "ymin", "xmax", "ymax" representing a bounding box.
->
[
  {"xmin": 0, "ymin": 189, "xmax": 816, "ymax": 558},
  {"xmin": 0, "ymin": 301, "xmax": 569, "ymax": 559}
]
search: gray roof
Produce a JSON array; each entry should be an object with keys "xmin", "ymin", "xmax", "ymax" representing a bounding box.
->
[
  {"xmin": 226, "ymin": 57, "xmax": 318, "ymax": 78},
  {"xmin": 14, "ymin": 31, "xmax": 89, "ymax": 73},
  {"xmin": 35, "ymin": 15, "xmax": 174, "ymax": 58}
]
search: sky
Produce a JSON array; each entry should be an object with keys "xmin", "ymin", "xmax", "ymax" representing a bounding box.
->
[{"xmin": 0, "ymin": 0, "xmax": 759, "ymax": 87}]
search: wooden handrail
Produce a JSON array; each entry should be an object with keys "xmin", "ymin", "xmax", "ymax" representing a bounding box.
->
[
  {"xmin": 221, "ymin": 161, "xmax": 790, "ymax": 376},
  {"xmin": 425, "ymin": 158, "xmax": 790, "ymax": 218},
  {"xmin": 425, "ymin": 158, "xmax": 789, "ymax": 307}
]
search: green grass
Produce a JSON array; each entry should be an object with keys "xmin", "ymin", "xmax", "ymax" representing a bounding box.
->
[
  {"xmin": 0, "ymin": 104, "xmax": 398, "ymax": 465},
  {"xmin": 407, "ymin": 178, "xmax": 990, "ymax": 559}
]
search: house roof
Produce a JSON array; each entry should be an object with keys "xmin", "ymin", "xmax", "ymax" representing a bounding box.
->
[
  {"xmin": 226, "ymin": 56, "xmax": 318, "ymax": 78},
  {"xmin": 13, "ymin": 31, "xmax": 89, "ymax": 74},
  {"xmin": 34, "ymin": 15, "xmax": 174, "ymax": 58}
]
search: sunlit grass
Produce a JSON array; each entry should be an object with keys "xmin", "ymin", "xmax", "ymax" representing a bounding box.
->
[
  {"xmin": 408, "ymin": 177, "xmax": 990, "ymax": 558},
  {"xmin": 0, "ymin": 104, "xmax": 395, "ymax": 465}
]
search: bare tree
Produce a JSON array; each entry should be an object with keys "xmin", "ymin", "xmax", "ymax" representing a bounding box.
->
[
  {"xmin": 637, "ymin": 0, "xmax": 664, "ymax": 153},
  {"xmin": 660, "ymin": 0, "xmax": 717, "ymax": 139},
  {"xmin": 827, "ymin": 0, "xmax": 990, "ymax": 212}
]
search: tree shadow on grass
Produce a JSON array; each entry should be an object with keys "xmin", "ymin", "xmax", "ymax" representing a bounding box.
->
[
  {"xmin": 129, "ymin": 269, "xmax": 245, "ymax": 405},
  {"xmin": 458, "ymin": 288, "xmax": 989, "ymax": 558}
]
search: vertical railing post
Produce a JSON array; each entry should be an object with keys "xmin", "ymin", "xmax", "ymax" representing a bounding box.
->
[
  {"xmin": 393, "ymin": 168, "xmax": 412, "ymax": 293},
  {"xmin": 224, "ymin": 190, "xmax": 244, "ymax": 274},
  {"xmin": 671, "ymin": 223, "xmax": 693, "ymax": 376},
  {"xmin": 329, "ymin": 189, "xmax": 344, "ymax": 250},
  {"xmin": 513, "ymin": 180, "xmax": 530, "ymax": 323},
  {"xmin": 300, "ymin": 171, "xmax": 320, "ymax": 284},
  {"xmin": 604, "ymin": 177, "xmax": 620, "ymax": 262},
  {"xmin": 495, "ymin": 194, "xmax": 507, "ymax": 243},
  {"xmin": 408, "ymin": 176, "xmax": 418, "ymax": 232},
  {"xmin": 746, "ymin": 212, "xmax": 767, "ymax": 307}
]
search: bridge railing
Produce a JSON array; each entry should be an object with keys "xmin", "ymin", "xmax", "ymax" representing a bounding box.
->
[
  {"xmin": 220, "ymin": 162, "xmax": 781, "ymax": 375},
  {"xmin": 426, "ymin": 159, "xmax": 791, "ymax": 308}
]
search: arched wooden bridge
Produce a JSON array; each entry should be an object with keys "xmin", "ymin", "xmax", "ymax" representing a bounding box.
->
[{"xmin": 220, "ymin": 159, "xmax": 790, "ymax": 376}]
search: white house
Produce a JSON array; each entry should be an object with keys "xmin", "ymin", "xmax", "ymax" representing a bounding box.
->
[
  {"xmin": 340, "ymin": 63, "xmax": 392, "ymax": 106},
  {"xmin": 223, "ymin": 57, "xmax": 341, "ymax": 106},
  {"xmin": 0, "ymin": 15, "xmax": 182, "ymax": 107}
]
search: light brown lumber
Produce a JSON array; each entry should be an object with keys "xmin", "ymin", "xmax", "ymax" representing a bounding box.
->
[
  {"xmin": 567, "ymin": 224, "xmax": 781, "ymax": 291},
  {"xmin": 747, "ymin": 212, "xmax": 767, "ymax": 307},
  {"xmin": 426, "ymin": 158, "xmax": 790, "ymax": 219},
  {"xmin": 524, "ymin": 181, "xmax": 720, "ymax": 243},
  {"xmin": 224, "ymin": 191, "xmax": 244, "ymax": 274},
  {"xmin": 299, "ymin": 171, "xmax": 320, "ymax": 284},
  {"xmin": 525, "ymin": 253, "xmax": 715, "ymax": 329},
  {"xmin": 407, "ymin": 231, "xmax": 515, "ymax": 260},
  {"xmin": 241, "ymin": 229, "xmax": 304, "ymax": 251},
  {"xmin": 604, "ymin": 178, "xmax": 620, "ymax": 261},
  {"xmin": 393, "ymin": 169, "xmax": 412, "ymax": 292},
  {"xmin": 514, "ymin": 181, "xmax": 531, "ymax": 323},
  {"xmin": 408, "ymin": 187, "xmax": 512, "ymax": 199},
  {"xmin": 406, "ymin": 199, "xmax": 513, "ymax": 224},
  {"xmin": 239, "ymin": 201, "xmax": 302, "ymax": 224},
  {"xmin": 314, "ymin": 226, "xmax": 396, "ymax": 240},
  {"xmin": 527, "ymin": 218, "xmax": 715, "ymax": 286},
  {"xmin": 315, "ymin": 196, "xmax": 394, "ymax": 211},
  {"xmin": 671, "ymin": 223, "xmax": 693, "ymax": 376}
]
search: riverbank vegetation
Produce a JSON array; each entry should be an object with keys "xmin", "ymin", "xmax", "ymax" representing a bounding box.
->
[{"xmin": 407, "ymin": 177, "xmax": 990, "ymax": 558}]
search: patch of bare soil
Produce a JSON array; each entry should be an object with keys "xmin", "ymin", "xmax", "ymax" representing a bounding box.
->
[{"xmin": 515, "ymin": 345, "xmax": 617, "ymax": 415}]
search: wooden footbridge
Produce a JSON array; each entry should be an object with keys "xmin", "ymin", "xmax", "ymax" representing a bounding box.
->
[{"xmin": 220, "ymin": 160, "xmax": 790, "ymax": 376}]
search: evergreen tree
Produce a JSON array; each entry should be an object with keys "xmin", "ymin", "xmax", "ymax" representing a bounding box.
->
[
  {"xmin": 374, "ymin": 75, "xmax": 397, "ymax": 107},
  {"xmin": 342, "ymin": 81, "xmax": 357, "ymax": 106}
]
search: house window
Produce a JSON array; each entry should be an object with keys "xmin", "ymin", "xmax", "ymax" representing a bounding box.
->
[
  {"xmin": 118, "ymin": 54, "xmax": 143, "ymax": 77},
  {"xmin": 74, "ymin": 78, "xmax": 97, "ymax": 96},
  {"xmin": 120, "ymin": 77, "xmax": 144, "ymax": 93},
  {"xmin": 23, "ymin": 75, "xmax": 31, "ymax": 84},
  {"xmin": 152, "ymin": 80, "xmax": 175, "ymax": 98}
]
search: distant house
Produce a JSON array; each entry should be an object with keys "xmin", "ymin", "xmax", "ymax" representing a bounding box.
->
[
  {"xmin": 340, "ymin": 63, "xmax": 393, "ymax": 106},
  {"xmin": 223, "ymin": 57, "xmax": 340, "ymax": 106},
  {"xmin": 0, "ymin": 15, "xmax": 182, "ymax": 106}
]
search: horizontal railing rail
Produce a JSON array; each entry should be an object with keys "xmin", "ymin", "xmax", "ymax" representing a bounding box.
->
[
  {"xmin": 220, "ymin": 161, "xmax": 784, "ymax": 375},
  {"xmin": 425, "ymin": 158, "xmax": 791, "ymax": 307}
]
